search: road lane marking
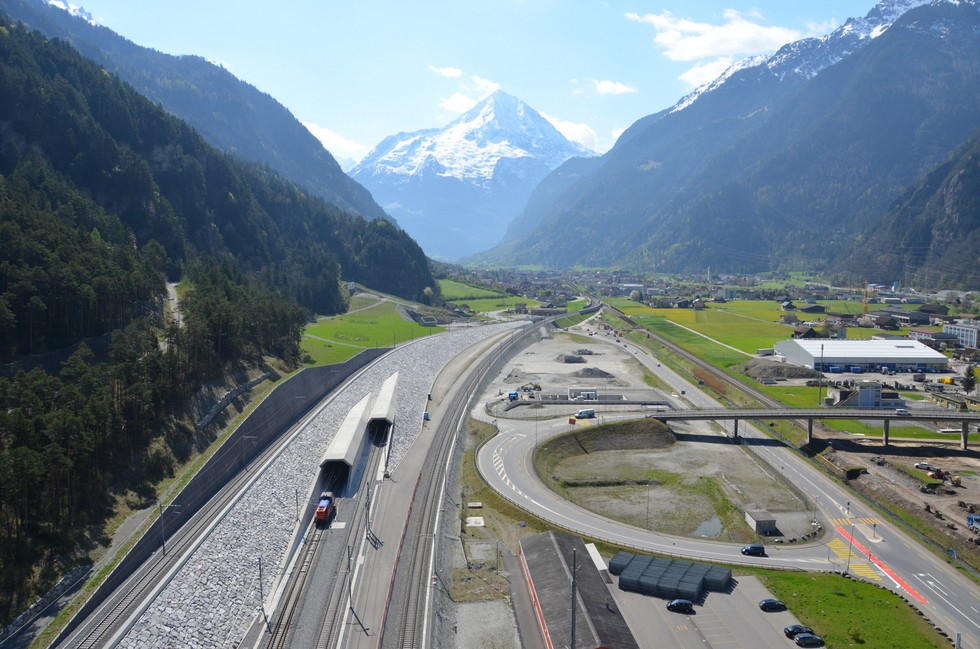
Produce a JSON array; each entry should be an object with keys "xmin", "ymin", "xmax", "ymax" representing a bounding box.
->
[{"xmin": 837, "ymin": 525, "xmax": 926, "ymax": 603}]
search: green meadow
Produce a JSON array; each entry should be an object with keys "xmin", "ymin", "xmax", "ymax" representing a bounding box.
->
[
  {"xmin": 438, "ymin": 278, "xmax": 503, "ymax": 300},
  {"xmin": 302, "ymin": 298, "xmax": 440, "ymax": 365},
  {"xmin": 438, "ymin": 278, "xmax": 542, "ymax": 313}
]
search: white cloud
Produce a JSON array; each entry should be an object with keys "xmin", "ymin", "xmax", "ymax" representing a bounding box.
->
[
  {"xmin": 429, "ymin": 65, "xmax": 462, "ymax": 78},
  {"xmin": 627, "ymin": 9, "xmax": 802, "ymax": 87},
  {"xmin": 678, "ymin": 58, "xmax": 734, "ymax": 87},
  {"xmin": 302, "ymin": 121, "xmax": 369, "ymax": 165},
  {"xmin": 439, "ymin": 92, "xmax": 478, "ymax": 113},
  {"xmin": 436, "ymin": 73, "xmax": 501, "ymax": 115},
  {"xmin": 540, "ymin": 112, "xmax": 598, "ymax": 152},
  {"xmin": 469, "ymin": 74, "xmax": 501, "ymax": 97},
  {"xmin": 594, "ymin": 80, "xmax": 637, "ymax": 95},
  {"xmin": 626, "ymin": 9, "xmax": 800, "ymax": 61},
  {"xmin": 805, "ymin": 19, "xmax": 839, "ymax": 35}
]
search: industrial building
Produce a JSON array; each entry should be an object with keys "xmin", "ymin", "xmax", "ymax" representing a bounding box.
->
[
  {"xmin": 773, "ymin": 339, "xmax": 949, "ymax": 373},
  {"xmin": 944, "ymin": 320, "xmax": 980, "ymax": 348}
]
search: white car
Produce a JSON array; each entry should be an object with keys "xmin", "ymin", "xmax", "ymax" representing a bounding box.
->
[{"xmin": 914, "ymin": 462, "xmax": 933, "ymax": 470}]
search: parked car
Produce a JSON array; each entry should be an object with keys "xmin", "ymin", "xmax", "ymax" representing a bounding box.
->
[
  {"xmin": 784, "ymin": 624, "xmax": 815, "ymax": 638},
  {"xmin": 740, "ymin": 544, "xmax": 765, "ymax": 556},
  {"xmin": 914, "ymin": 461, "xmax": 933, "ymax": 470},
  {"xmin": 794, "ymin": 632, "xmax": 825, "ymax": 647},
  {"xmin": 666, "ymin": 598, "xmax": 694, "ymax": 613},
  {"xmin": 759, "ymin": 598, "xmax": 787, "ymax": 612}
]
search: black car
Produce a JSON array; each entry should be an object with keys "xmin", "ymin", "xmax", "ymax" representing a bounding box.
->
[
  {"xmin": 784, "ymin": 624, "xmax": 815, "ymax": 638},
  {"xmin": 794, "ymin": 632, "xmax": 825, "ymax": 647},
  {"xmin": 759, "ymin": 598, "xmax": 787, "ymax": 612},
  {"xmin": 741, "ymin": 544, "xmax": 765, "ymax": 556},
  {"xmin": 665, "ymin": 599, "xmax": 694, "ymax": 613}
]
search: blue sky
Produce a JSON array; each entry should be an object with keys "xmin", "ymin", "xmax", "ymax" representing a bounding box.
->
[{"xmin": 69, "ymin": 0, "xmax": 878, "ymax": 164}]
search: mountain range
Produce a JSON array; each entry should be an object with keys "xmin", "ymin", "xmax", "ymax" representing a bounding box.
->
[
  {"xmin": 475, "ymin": 0, "xmax": 980, "ymax": 289},
  {"xmin": 2, "ymin": 0, "xmax": 390, "ymax": 222},
  {"xmin": 351, "ymin": 91, "xmax": 593, "ymax": 260}
]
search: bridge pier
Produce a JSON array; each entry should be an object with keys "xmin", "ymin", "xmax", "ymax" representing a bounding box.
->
[
  {"xmin": 807, "ymin": 418, "xmax": 813, "ymax": 445},
  {"xmin": 733, "ymin": 419, "xmax": 738, "ymax": 440},
  {"xmin": 882, "ymin": 419, "xmax": 889, "ymax": 446},
  {"xmin": 963, "ymin": 422, "xmax": 970, "ymax": 451}
]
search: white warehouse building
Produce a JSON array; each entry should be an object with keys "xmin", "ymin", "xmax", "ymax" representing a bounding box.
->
[{"xmin": 773, "ymin": 339, "xmax": 949, "ymax": 373}]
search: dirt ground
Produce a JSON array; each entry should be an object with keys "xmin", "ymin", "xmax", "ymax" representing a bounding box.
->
[
  {"xmin": 819, "ymin": 433, "xmax": 980, "ymax": 554},
  {"xmin": 485, "ymin": 321, "xmax": 980, "ymax": 556},
  {"xmin": 486, "ymin": 325, "xmax": 822, "ymax": 543}
]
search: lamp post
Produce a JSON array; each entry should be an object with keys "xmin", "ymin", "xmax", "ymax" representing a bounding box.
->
[{"xmin": 845, "ymin": 522, "xmax": 855, "ymax": 574}]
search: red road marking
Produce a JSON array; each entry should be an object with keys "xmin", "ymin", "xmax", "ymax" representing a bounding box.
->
[{"xmin": 836, "ymin": 525, "xmax": 928, "ymax": 604}]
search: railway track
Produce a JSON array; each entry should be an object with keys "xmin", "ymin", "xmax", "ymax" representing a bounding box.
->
[
  {"xmin": 61, "ymin": 423, "xmax": 311, "ymax": 649},
  {"xmin": 378, "ymin": 328, "xmax": 522, "ymax": 649},
  {"xmin": 267, "ymin": 527, "xmax": 325, "ymax": 649},
  {"xmin": 265, "ymin": 446, "xmax": 383, "ymax": 649}
]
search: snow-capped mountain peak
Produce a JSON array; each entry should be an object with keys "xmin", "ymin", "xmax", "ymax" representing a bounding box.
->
[
  {"xmin": 45, "ymin": 0, "xmax": 97, "ymax": 26},
  {"xmin": 672, "ymin": 0, "xmax": 937, "ymax": 114},
  {"xmin": 351, "ymin": 90, "xmax": 595, "ymax": 259},
  {"xmin": 353, "ymin": 90, "xmax": 592, "ymax": 185}
]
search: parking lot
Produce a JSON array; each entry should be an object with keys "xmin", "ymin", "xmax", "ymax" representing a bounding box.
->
[{"xmin": 613, "ymin": 575, "xmax": 812, "ymax": 649}]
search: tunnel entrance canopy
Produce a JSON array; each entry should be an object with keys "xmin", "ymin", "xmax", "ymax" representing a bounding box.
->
[
  {"xmin": 319, "ymin": 393, "xmax": 371, "ymax": 474},
  {"xmin": 368, "ymin": 371, "xmax": 398, "ymax": 445}
]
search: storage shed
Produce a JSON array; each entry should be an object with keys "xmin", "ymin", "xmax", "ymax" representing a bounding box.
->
[{"xmin": 745, "ymin": 507, "xmax": 777, "ymax": 535}]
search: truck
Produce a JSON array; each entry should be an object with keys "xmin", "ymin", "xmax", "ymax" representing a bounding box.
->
[
  {"xmin": 968, "ymin": 514, "xmax": 980, "ymax": 534},
  {"xmin": 315, "ymin": 491, "xmax": 335, "ymax": 525}
]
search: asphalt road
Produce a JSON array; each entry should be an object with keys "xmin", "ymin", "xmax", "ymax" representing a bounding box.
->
[{"xmin": 475, "ymin": 336, "xmax": 980, "ymax": 648}]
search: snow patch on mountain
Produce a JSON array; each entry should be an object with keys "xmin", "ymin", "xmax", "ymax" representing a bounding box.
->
[
  {"xmin": 672, "ymin": 0, "xmax": 934, "ymax": 114},
  {"xmin": 46, "ymin": 0, "xmax": 96, "ymax": 25}
]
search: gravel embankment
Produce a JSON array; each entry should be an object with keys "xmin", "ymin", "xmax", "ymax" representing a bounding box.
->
[{"xmin": 118, "ymin": 322, "xmax": 520, "ymax": 648}]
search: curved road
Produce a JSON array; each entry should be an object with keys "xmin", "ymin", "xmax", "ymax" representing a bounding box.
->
[{"xmin": 475, "ymin": 333, "xmax": 980, "ymax": 648}]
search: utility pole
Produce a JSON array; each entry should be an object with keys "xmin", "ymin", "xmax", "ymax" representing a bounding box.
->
[
  {"xmin": 570, "ymin": 549, "xmax": 578, "ymax": 649},
  {"xmin": 158, "ymin": 501, "xmax": 180, "ymax": 556}
]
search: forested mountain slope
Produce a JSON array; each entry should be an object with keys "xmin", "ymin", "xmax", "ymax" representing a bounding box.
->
[
  {"xmin": 0, "ymin": 16, "xmax": 432, "ymax": 622},
  {"xmin": 479, "ymin": 0, "xmax": 980, "ymax": 288},
  {"xmin": 2, "ymin": 0, "xmax": 390, "ymax": 222},
  {"xmin": 836, "ymin": 128, "xmax": 980, "ymax": 289}
]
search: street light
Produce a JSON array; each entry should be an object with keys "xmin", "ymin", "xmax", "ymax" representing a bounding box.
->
[{"xmin": 845, "ymin": 522, "xmax": 855, "ymax": 574}]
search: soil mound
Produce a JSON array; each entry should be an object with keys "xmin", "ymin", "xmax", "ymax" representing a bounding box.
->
[
  {"xmin": 558, "ymin": 354, "xmax": 586, "ymax": 363},
  {"xmin": 572, "ymin": 367, "xmax": 614, "ymax": 379},
  {"xmin": 738, "ymin": 358, "xmax": 823, "ymax": 379}
]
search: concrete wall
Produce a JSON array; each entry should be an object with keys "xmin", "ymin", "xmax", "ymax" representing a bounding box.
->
[{"xmin": 53, "ymin": 348, "xmax": 387, "ymax": 646}]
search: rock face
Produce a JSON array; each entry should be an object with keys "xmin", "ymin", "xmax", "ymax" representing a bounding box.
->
[{"xmin": 351, "ymin": 90, "xmax": 593, "ymax": 260}]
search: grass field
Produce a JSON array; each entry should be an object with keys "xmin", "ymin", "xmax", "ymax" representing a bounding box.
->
[
  {"xmin": 301, "ymin": 298, "xmax": 439, "ymax": 365},
  {"xmin": 438, "ymin": 278, "xmax": 504, "ymax": 300},
  {"xmin": 613, "ymin": 296, "xmax": 923, "ymax": 343},
  {"xmin": 459, "ymin": 295, "xmax": 541, "ymax": 313},
  {"xmin": 759, "ymin": 572, "xmax": 947, "ymax": 649}
]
